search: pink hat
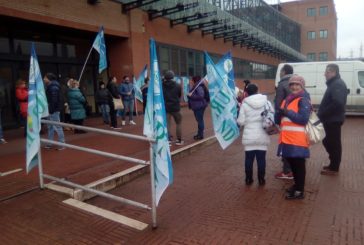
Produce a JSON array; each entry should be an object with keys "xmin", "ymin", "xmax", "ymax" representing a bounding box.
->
[{"xmin": 289, "ymin": 75, "xmax": 306, "ymax": 88}]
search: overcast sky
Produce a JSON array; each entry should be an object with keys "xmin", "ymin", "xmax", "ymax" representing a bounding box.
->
[{"xmin": 267, "ymin": 0, "xmax": 364, "ymax": 58}]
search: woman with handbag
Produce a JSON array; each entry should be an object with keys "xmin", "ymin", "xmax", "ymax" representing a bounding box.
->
[
  {"xmin": 107, "ymin": 76, "xmax": 122, "ymax": 129},
  {"xmin": 67, "ymin": 80, "xmax": 87, "ymax": 134},
  {"xmin": 275, "ymin": 75, "xmax": 311, "ymax": 200}
]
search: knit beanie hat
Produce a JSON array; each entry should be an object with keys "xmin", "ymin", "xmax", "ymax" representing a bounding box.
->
[
  {"xmin": 288, "ymin": 75, "xmax": 306, "ymax": 88},
  {"xmin": 245, "ymin": 83, "xmax": 258, "ymax": 96},
  {"xmin": 164, "ymin": 70, "xmax": 175, "ymax": 80}
]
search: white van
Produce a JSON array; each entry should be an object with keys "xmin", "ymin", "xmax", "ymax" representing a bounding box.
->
[{"xmin": 275, "ymin": 61, "xmax": 364, "ymax": 114}]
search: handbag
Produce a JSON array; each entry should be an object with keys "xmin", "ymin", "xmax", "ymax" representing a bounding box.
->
[
  {"xmin": 113, "ymin": 98, "xmax": 124, "ymax": 110},
  {"xmin": 261, "ymin": 102, "xmax": 280, "ymax": 135},
  {"xmin": 305, "ymin": 111, "xmax": 325, "ymax": 144}
]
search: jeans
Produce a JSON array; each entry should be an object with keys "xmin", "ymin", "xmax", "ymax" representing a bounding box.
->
[
  {"xmin": 122, "ymin": 99, "xmax": 134, "ymax": 121},
  {"xmin": 47, "ymin": 111, "xmax": 65, "ymax": 143},
  {"xmin": 323, "ymin": 122, "xmax": 343, "ymax": 171},
  {"xmin": 167, "ymin": 111, "xmax": 182, "ymax": 140},
  {"xmin": 0, "ymin": 110, "xmax": 4, "ymax": 139},
  {"xmin": 286, "ymin": 157, "xmax": 306, "ymax": 192},
  {"xmin": 193, "ymin": 107, "xmax": 205, "ymax": 137},
  {"xmin": 99, "ymin": 104, "xmax": 110, "ymax": 124},
  {"xmin": 245, "ymin": 150, "xmax": 266, "ymax": 180}
]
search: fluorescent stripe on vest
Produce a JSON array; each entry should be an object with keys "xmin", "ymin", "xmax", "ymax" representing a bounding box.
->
[{"xmin": 279, "ymin": 98, "xmax": 309, "ymax": 147}]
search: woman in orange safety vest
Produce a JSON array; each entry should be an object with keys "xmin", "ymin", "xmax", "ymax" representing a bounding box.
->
[{"xmin": 275, "ymin": 74, "xmax": 311, "ymax": 200}]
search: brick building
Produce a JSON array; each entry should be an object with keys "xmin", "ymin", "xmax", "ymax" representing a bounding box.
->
[
  {"xmin": 0, "ymin": 0, "xmax": 306, "ymax": 127},
  {"xmin": 279, "ymin": 0, "xmax": 337, "ymax": 61}
]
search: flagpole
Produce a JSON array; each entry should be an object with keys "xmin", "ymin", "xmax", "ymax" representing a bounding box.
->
[
  {"xmin": 149, "ymin": 142, "xmax": 157, "ymax": 228},
  {"xmin": 37, "ymin": 150, "xmax": 44, "ymax": 189},
  {"xmin": 134, "ymin": 97, "xmax": 138, "ymax": 116},
  {"xmin": 189, "ymin": 78, "xmax": 206, "ymax": 95},
  {"xmin": 78, "ymin": 46, "xmax": 93, "ymax": 82}
]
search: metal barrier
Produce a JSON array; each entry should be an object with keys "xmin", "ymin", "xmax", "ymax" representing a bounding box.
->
[{"xmin": 38, "ymin": 119, "xmax": 158, "ymax": 228}]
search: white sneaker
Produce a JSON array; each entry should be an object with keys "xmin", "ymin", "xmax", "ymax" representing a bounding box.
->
[
  {"xmin": 0, "ymin": 138, "xmax": 7, "ymax": 144},
  {"xmin": 129, "ymin": 120, "xmax": 136, "ymax": 125},
  {"xmin": 121, "ymin": 121, "xmax": 126, "ymax": 126}
]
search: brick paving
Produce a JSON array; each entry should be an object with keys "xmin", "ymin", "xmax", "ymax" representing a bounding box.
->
[{"xmin": 0, "ymin": 113, "xmax": 364, "ymax": 244}]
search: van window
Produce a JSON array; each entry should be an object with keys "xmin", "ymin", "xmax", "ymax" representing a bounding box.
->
[{"xmin": 358, "ymin": 71, "xmax": 364, "ymax": 88}]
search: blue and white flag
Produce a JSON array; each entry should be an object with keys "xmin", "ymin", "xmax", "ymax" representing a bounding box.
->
[
  {"xmin": 144, "ymin": 39, "xmax": 173, "ymax": 206},
  {"xmin": 92, "ymin": 26, "xmax": 107, "ymax": 73},
  {"xmin": 205, "ymin": 52, "xmax": 239, "ymax": 149},
  {"xmin": 216, "ymin": 51, "xmax": 235, "ymax": 95},
  {"xmin": 134, "ymin": 65, "xmax": 148, "ymax": 102},
  {"xmin": 26, "ymin": 43, "xmax": 49, "ymax": 173},
  {"xmin": 182, "ymin": 77, "xmax": 190, "ymax": 102}
]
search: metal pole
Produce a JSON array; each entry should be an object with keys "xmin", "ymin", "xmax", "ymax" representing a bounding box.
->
[
  {"xmin": 149, "ymin": 142, "xmax": 157, "ymax": 228},
  {"xmin": 37, "ymin": 150, "xmax": 44, "ymax": 189},
  {"xmin": 43, "ymin": 174, "xmax": 151, "ymax": 210},
  {"xmin": 78, "ymin": 46, "xmax": 93, "ymax": 82},
  {"xmin": 40, "ymin": 139, "xmax": 149, "ymax": 165},
  {"xmin": 41, "ymin": 119, "xmax": 154, "ymax": 143}
]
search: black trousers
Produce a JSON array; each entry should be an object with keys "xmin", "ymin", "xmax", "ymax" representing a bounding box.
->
[
  {"xmin": 109, "ymin": 103, "xmax": 117, "ymax": 128},
  {"xmin": 322, "ymin": 122, "xmax": 343, "ymax": 171},
  {"xmin": 286, "ymin": 158, "xmax": 306, "ymax": 192}
]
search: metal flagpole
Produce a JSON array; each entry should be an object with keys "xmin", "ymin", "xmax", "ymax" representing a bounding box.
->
[
  {"xmin": 189, "ymin": 77, "xmax": 206, "ymax": 95},
  {"xmin": 37, "ymin": 150, "xmax": 44, "ymax": 189},
  {"xmin": 134, "ymin": 97, "xmax": 138, "ymax": 117},
  {"xmin": 78, "ymin": 46, "xmax": 94, "ymax": 82},
  {"xmin": 149, "ymin": 142, "xmax": 157, "ymax": 228}
]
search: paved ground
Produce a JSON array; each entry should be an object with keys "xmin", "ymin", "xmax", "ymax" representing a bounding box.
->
[{"xmin": 0, "ymin": 109, "xmax": 364, "ymax": 244}]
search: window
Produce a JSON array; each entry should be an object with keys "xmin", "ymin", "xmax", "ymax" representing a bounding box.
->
[
  {"xmin": 358, "ymin": 71, "xmax": 364, "ymax": 88},
  {"xmin": 307, "ymin": 31, "xmax": 316, "ymax": 40},
  {"xmin": 319, "ymin": 30, "xmax": 328, "ymax": 39},
  {"xmin": 307, "ymin": 8, "xmax": 316, "ymax": 16},
  {"xmin": 320, "ymin": 6, "xmax": 328, "ymax": 16},
  {"xmin": 14, "ymin": 39, "xmax": 54, "ymax": 56},
  {"xmin": 319, "ymin": 52, "xmax": 328, "ymax": 61},
  {"xmin": 0, "ymin": 37, "xmax": 10, "ymax": 53},
  {"xmin": 307, "ymin": 53, "xmax": 316, "ymax": 61}
]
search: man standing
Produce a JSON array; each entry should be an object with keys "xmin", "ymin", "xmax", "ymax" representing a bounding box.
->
[
  {"xmin": 318, "ymin": 64, "xmax": 348, "ymax": 175},
  {"xmin": 44, "ymin": 73, "xmax": 65, "ymax": 150},
  {"xmin": 274, "ymin": 64, "xmax": 294, "ymax": 179},
  {"xmin": 162, "ymin": 70, "xmax": 184, "ymax": 145},
  {"xmin": 119, "ymin": 75, "xmax": 136, "ymax": 125}
]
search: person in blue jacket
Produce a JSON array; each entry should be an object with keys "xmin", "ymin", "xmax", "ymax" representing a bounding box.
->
[{"xmin": 119, "ymin": 75, "xmax": 136, "ymax": 126}]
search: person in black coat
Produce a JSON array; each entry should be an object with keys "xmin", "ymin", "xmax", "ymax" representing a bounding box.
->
[
  {"xmin": 141, "ymin": 77, "xmax": 149, "ymax": 114},
  {"xmin": 318, "ymin": 64, "xmax": 348, "ymax": 175},
  {"xmin": 162, "ymin": 70, "xmax": 183, "ymax": 145},
  {"xmin": 107, "ymin": 76, "xmax": 121, "ymax": 129},
  {"xmin": 96, "ymin": 82, "xmax": 111, "ymax": 124}
]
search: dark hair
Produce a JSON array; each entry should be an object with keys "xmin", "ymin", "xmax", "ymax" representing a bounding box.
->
[
  {"xmin": 45, "ymin": 73, "xmax": 57, "ymax": 81},
  {"xmin": 108, "ymin": 76, "xmax": 116, "ymax": 83},
  {"xmin": 144, "ymin": 77, "xmax": 149, "ymax": 83},
  {"xmin": 99, "ymin": 82, "xmax": 105, "ymax": 88},
  {"xmin": 281, "ymin": 64, "xmax": 293, "ymax": 75},
  {"xmin": 326, "ymin": 64, "xmax": 340, "ymax": 75},
  {"xmin": 192, "ymin": 76, "xmax": 201, "ymax": 83},
  {"xmin": 123, "ymin": 75, "xmax": 129, "ymax": 80},
  {"xmin": 245, "ymin": 83, "xmax": 258, "ymax": 96}
]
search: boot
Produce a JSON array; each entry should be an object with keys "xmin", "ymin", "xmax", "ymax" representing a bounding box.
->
[{"xmin": 258, "ymin": 172, "xmax": 265, "ymax": 186}]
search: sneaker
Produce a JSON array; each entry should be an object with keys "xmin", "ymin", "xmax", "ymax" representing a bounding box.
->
[
  {"xmin": 175, "ymin": 139, "xmax": 184, "ymax": 146},
  {"xmin": 193, "ymin": 135, "xmax": 204, "ymax": 140},
  {"xmin": 129, "ymin": 120, "xmax": 136, "ymax": 125},
  {"xmin": 245, "ymin": 178, "xmax": 253, "ymax": 186},
  {"xmin": 275, "ymin": 172, "xmax": 294, "ymax": 180},
  {"xmin": 57, "ymin": 147, "xmax": 66, "ymax": 151},
  {"xmin": 0, "ymin": 138, "xmax": 7, "ymax": 144},
  {"xmin": 285, "ymin": 190, "xmax": 304, "ymax": 200},
  {"xmin": 121, "ymin": 121, "xmax": 126, "ymax": 126},
  {"xmin": 258, "ymin": 178, "xmax": 266, "ymax": 186},
  {"xmin": 43, "ymin": 145, "xmax": 52, "ymax": 149},
  {"xmin": 320, "ymin": 169, "xmax": 338, "ymax": 175},
  {"xmin": 112, "ymin": 127, "xmax": 122, "ymax": 130}
]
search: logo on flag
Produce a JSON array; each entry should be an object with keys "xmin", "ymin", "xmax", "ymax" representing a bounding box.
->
[
  {"xmin": 144, "ymin": 39, "xmax": 173, "ymax": 206},
  {"xmin": 205, "ymin": 52, "xmax": 239, "ymax": 149},
  {"xmin": 26, "ymin": 43, "xmax": 49, "ymax": 173},
  {"xmin": 92, "ymin": 26, "xmax": 107, "ymax": 73}
]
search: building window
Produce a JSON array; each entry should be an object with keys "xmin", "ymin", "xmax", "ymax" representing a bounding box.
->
[
  {"xmin": 0, "ymin": 37, "xmax": 10, "ymax": 53},
  {"xmin": 319, "ymin": 30, "xmax": 328, "ymax": 39},
  {"xmin": 307, "ymin": 53, "xmax": 316, "ymax": 61},
  {"xmin": 307, "ymin": 8, "xmax": 316, "ymax": 16},
  {"xmin": 319, "ymin": 6, "xmax": 328, "ymax": 16},
  {"xmin": 319, "ymin": 52, "xmax": 328, "ymax": 61},
  {"xmin": 307, "ymin": 31, "xmax": 316, "ymax": 40}
]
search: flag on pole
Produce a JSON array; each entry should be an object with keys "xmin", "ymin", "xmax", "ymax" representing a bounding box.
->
[
  {"xmin": 143, "ymin": 39, "xmax": 173, "ymax": 206},
  {"xmin": 26, "ymin": 43, "xmax": 49, "ymax": 173},
  {"xmin": 92, "ymin": 26, "xmax": 107, "ymax": 74},
  {"xmin": 134, "ymin": 65, "xmax": 148, "ymax": 102},
  {"xmin": 216, "ymin": 51, "xmax": 235, "ymax": 95},
  {"xmin": 205, "ymin": 52, "xmax": 239, "ymax": 149},
  {"xmin": 182, "ymin": 77, "xmax": 190, "ymax": 102}
]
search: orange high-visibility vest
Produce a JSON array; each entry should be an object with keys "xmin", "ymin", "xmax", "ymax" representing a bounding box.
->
[{"xmin": 279, "ymin": 98, "xmax": 309, "ymax": 147}]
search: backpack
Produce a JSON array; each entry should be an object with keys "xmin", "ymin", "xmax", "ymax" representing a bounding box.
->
[
  {"xmin": 261, "ymin": 101, "xmax": 279, "ymax": 135},
  {"xmin": 201, "ymin": 84, "xmax": 210, "ymax": 103}
]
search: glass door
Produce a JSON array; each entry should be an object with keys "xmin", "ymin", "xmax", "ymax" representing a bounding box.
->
[{"xmin": 0, "ymin": 61, "xmax": 16, "ymax": 127}]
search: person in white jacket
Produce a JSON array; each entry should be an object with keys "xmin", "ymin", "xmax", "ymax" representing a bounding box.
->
[{"xmin": 237, "ymin": 84, "xmax": 274, "ymax": 185}]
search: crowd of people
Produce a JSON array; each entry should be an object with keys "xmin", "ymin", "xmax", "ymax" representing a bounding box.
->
[{"xmin": 0, "ymin": 64, "xmax": 348, "ymax": 201}]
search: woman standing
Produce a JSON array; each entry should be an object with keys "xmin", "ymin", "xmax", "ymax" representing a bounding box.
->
[
  {"xmin": 187, "ymin": 76, "xmax": 208, "ymax": 140},
  {"xmin": 15, "ymin": 79, "xmax": 28, "ymax": 136},
  {"xmin": 107, "ymin": 76, "xmax": 122, "ymax": 129},
  {"xmin": 67, "ymin": 80, "xmax": 87, "ymax": 134},
  {"xmin": 237, "ymin": 84, "xmax": 272, "ymax": 186},
  {"xmin": 96, "ymin": 82, "xmax": 111, "ymax": 124},
  {"xmin": 275, "ymin": 75, "xmax": 311, "ymax": 199}
]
